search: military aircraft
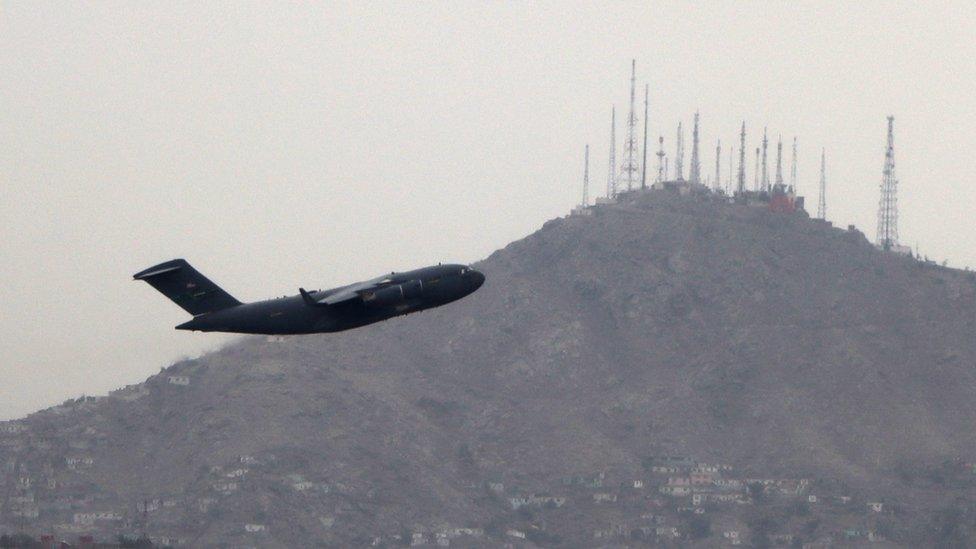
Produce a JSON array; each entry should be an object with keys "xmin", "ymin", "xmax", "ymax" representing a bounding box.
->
[{"xmin": 134, "ymin": 259, "xmax": 485, "ymax": 335}]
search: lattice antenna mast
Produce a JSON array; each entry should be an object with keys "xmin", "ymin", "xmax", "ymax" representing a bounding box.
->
[
  {"xmin": 582, "ymin": 144, "xmax": 590, "ymax": 207},
  {"xmin": 656, "ymin": 136, "xmax": 665, "ymax": 183},
  {"xmin": 736, "ymin": 122, "xmax": 746, "ymax": 193},
  {"xmin": 775, "ymin": 136, "xmax": 784, "ymax": 187},
  {"xmin": 674, "ymin": 122, "xmax": 685, "ymax": 181},
  {"xmin": 714, "ymin": 140, "xmax": 721, "ymax": 192},
  {"xmin": 877, "ymin": 116, "xmax": 899, "ymax": 249},
  {"xmin": 607, "ymin": 107, "xmax": 616, "ymax": 198},
  {"xmin": 619, "ymin": 60, "xmax": 640, "ymax": 192},
  {"xmin": 761, "ymin": 127, "xmax": 769, "ymax": 191},
  {"xmin": 754, "ymin": 147, "xmax": 760, "ymax": 190},
  {"xmin": 689, "ymin": 111, "xmax": 701, "ymax": 184},
  {"xmin": 790, "ymin": 137, "xmax": 798, "ymax": 192},
  {"xmin": 817, "ymin": 148, "xmax": 826, "ymax": 219},
  {"xmin": 641, "ymin": 84, "xmax": 649, "ymax": 189}
]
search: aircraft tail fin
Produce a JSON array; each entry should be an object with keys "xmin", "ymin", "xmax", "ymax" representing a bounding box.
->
[{"xmin": 134, "ymin": 259, "xmax": 242, "ymax": 316}]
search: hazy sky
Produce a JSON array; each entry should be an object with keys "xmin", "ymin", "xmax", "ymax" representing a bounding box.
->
[{"xmin": 2, "ymin": 1, "xmax": 975, "ymax": 419}]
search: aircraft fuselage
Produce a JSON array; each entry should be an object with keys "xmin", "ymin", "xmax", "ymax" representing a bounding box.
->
[{"xmin": 134, "ymin": 261, "xmax": 484, "ymax": 335}]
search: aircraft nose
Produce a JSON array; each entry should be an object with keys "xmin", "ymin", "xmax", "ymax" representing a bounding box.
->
[{"xmin": 470, "ymin": 270, "xmax": 485, "ymax": 289}]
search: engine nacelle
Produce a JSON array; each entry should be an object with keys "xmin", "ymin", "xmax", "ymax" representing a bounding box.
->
[{"xmin": 401, "ymin": 279, "xmax": 423, "ymax": 300}]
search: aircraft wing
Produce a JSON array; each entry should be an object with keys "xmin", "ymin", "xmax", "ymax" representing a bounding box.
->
[
  {"xmin": 320, "ymin": 287, "xmax": 364, "ymax": 305},
  {"xmin": 301, "ymin": 275, "xmax": 394, "ymax": 306}
]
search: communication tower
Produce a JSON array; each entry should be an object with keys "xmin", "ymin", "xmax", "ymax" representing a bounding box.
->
[
  {"xmin": 761, "ymin": 128, "xmax": 769, "ymax": 191},
  {"xmin": 607, "ymin": 107, "xmax": 616, "ymax": 198},
  {"xmin": 618, "ymin": 60, "xmax": 640, "ymax": 192},
  {"xmin": 674, "ymin": 122, "xmax": 685, "ymax": 181},
  {"xmin": 736, "ymin": 122, "xmax": 746, "ymax": 193},
  {"xmin": 818, "ymin": 148, "xmax": 826, "ymax": 219},
  {"xmin": 641, "ymin": 84, "xmax": 649, "ymax": 189},
  {"xmin": 790, "ymin": 137, "xmax": 798, "ymax": 192},
  {"xmin": 775, "ymin": 136, "xmax": 784, "ymax": 187},
  {"xmin": 754, "ymin": 147, "xmax": 760, "ymax": 190},
  {"xmin": 728, "ymin": 145, "xmax": 734, "ymax": 194},
  {"xmin": 689, "ymin": 112, "xmax": 701, "ymax": 184},
  {"xmin": 656, "ymin": 136, "xmax": 665, "ymax": 183},
  {"xmin": 582, "ymin": 145, "xmax": 590, "ymax": 207},
  {"xmin": 877, "ymin": 116, "xmax": 899, "ymax": 250},
  {"xmin": 714, "ymin": 140, "xmax": 721, "ymax": 192}
]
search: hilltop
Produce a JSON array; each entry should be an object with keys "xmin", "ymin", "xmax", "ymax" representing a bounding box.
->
[{"xmin": 3, "ymin": 189, "xmax": 976, "ymax": 547}]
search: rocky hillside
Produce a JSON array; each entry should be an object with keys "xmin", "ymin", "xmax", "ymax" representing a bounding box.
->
[{"xmin": 4, "ymin": 189, "xmax": 976, "ymax": 547}]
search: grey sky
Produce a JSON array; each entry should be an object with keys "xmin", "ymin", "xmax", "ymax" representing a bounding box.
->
[{"xmin": 2, "ymin": 1, "xmax": 975, "ymax": 419}]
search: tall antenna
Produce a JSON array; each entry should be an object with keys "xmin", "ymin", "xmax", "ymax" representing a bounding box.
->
[
  {"xmin": 619, "ymin": 60, "xmax": 640, "ymax": 192},
  {"xmin": 607, "ymin": 107, "xmax": 616, "ymax": 198},
  {"xmin": 877, "ymin": 116, "xmax": 899, "ymax": 249},
  {"xmin": 775, "ymin": 136, "xmax": 784, "ymax": 187},
  {"xmin": 728, "ymin": 144, "xmax": 734, "ymax": 194},
  {"xmin": 656, "ymin": 136, "xmax": 665, "ymax": 183},
  {"xmin": 761, "ymin": 127, "xmax": 769, "ymax": 191},
  {"xmin": 817, "ymin": 148, "xmax": 826, "ymax": 219},
  {"xmin": 714, "ymin": 140, "xmax": 721, "ymax": 192},
  {"xmin": 754, "ymin": 147, "xmax": 760, "ymax": 191},
  {"xmin": 582, "ymin": 144, "xmax": 590, "ymax": 207},
  {"xmin": 674, "ymin": 122, "xmax": 685, "ymax": 181},
  {"xmin": 790, "ymin": 137, "xmax": 798, "ymax": 192},
  {"xmin": 689, "ymin": 111, "xmax": 701, "ymax": 184},
  {"xmin": 641, "ymin": 84, "xmax": 649, "ymax": 189},
  {"xmin": 736, "ymin": 122, "xmax": 746, "ymax": 193}
]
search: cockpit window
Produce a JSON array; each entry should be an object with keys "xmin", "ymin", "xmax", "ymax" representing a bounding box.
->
[{"xmin": 460, "ymin": 267, "xmax": 469, "ymax": 275}]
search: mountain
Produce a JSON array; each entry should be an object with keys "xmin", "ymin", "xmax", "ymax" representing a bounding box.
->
[{"xmin": 4, "ymin": 189, "xmax": 976, "ymax": 547}]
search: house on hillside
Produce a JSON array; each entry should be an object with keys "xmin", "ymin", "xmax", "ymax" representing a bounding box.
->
[
  {"xmin": 723, "ymin": 530, "xmax": 741, "ymax": 545},
  {"xmin": 167, "ymin": 376, "xmax": 190, "ymax": 386},
  {"xmin": 713, "ymin": 478, "xmax": 743, "ymax": 491},
  {"xmin": 11, "ymin": 506, "xmax": 39, "ymax": 519},
  {"xmin": 690, "ymin": 472, "xmax": 714, "ymax": 485},
  {"xmin": 692, "ymin": 465, "xmax": 719, "ymax": 474},
  {"xmin": 655, "ymin": 526, "xmax": 680, "ymax": 538},
  {"xmin": 196, "ymin": 497, "xmax": 217, "ymax": 512},
  {"xmin": 651, "ymin": 466, "xmax": 680, "ymax": 474},
  {"xmin": 593, "ymin": 492, "xmax": 617, "ymax": 503},
  {"xmin": 593, "ymin": 523, "xmax": 628, "ymax": 539},
  {"xmin": 65, "ymin": 457, "xmax": 94, "ymax": 470},
  {"xmin": 137, "ymin": 499, "xmax": 161, "ymax": 513},
  {"xmin": 212, "ymin": 480, "xmax": 238, "ymax": 494},
  {"xmin": 566, "ymin": 472, "xmax": 604, "ymax": 488},
  {"xmin": 73, "ymin": 511, "xmax": 122, "ymax": 525},
  {"xmin": 508, "ymin": 496, "xmax": 530, "ymax": 510},
  {"xmin": 660, "ymin": 485, "xmax": 692, "ymax": 496},
  {"xmin": 152, "ymin": 536, "xmax": 187, "ymax": 546},
  {"xmin": 0, "ymin": 423, "xmax": 26, "ymax": 434}
]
